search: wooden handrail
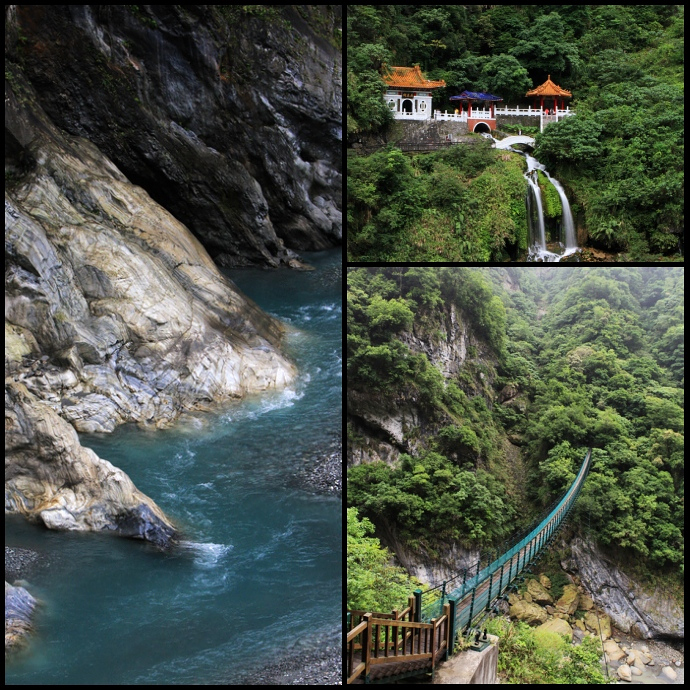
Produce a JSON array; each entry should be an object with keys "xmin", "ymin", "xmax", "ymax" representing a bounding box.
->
[
  {"xmin": 347, "ymin": 612, "xmax": 449, "ymax": 683},
  {"xmin": 347, "ymin": 620, "xmax": 367, "ymax": 643}
]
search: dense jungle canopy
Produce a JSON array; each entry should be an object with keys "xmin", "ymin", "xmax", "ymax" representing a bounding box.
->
[{"xmin": 347, "ymin": 5, "xmax": 684, "ymax": 262}]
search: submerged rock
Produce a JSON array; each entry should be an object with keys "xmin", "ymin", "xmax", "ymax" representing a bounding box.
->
[{"xmin": 5, "ymin": 581, "xmax": 36, "ymax": 657}]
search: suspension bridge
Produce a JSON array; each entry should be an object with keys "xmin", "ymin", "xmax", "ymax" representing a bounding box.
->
[{"xmin": 347, "ymin": 448, "xmax": 592, "ymax": 684}]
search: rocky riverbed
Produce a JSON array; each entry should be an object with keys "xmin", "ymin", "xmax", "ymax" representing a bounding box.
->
[
  {"xmin": 506, "ymin": 566, "xmax": 684, "ymax": 684},
  {"xmin": 295, "ymin": 436, "xmax": 342, "ymax": 497}
]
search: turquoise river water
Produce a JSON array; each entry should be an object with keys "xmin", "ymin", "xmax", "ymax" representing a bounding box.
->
[{"xmin": 5, "ymin": 249, "xmax": 342, "ymax": 685}]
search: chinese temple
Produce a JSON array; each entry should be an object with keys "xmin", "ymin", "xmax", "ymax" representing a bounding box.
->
[
  {"xmin": 449, "ymin": 91, "xmax": 503, "ymax": 131},
  {"xmin": 526, "ymin": 75, "xmax": 572, "ymax": 113},
  {"xmin": 382, "ymin": 64, "xmax": 446, "ymax": 120}
]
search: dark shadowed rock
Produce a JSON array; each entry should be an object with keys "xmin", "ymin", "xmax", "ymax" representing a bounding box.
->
[{"xmin": 7, "ymin": 5, "xmax": 342, "ymax": 267}]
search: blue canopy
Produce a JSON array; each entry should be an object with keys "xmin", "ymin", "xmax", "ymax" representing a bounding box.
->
[{"xmin": 450, "ymin": 91, "xmax": 503, "ymax": 101}]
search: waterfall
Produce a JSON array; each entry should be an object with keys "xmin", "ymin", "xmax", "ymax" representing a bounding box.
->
[
  {"xmin": 526, "ymin": 167, "xmax": 546, "ymax": 251},
  {"xmin": 523, "ymin": 154, "xmax": 578, "ymax": 261}
]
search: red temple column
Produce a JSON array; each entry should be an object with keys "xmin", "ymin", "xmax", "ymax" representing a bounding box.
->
[{"xmin": 467, "ymin": 100, "xmax": 472, "ymax": 117}]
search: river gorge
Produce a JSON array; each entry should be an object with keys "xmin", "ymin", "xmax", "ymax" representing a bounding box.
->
[
  {"xmin": 5, "ymin": 4, "xmax": 342, "ymax": 683},
  {"xmin": 6, "ymin": 251, "xmax": 342, "ymax": 684}
]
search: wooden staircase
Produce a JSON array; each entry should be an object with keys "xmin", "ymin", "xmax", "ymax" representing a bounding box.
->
[{"xmin": 347, "ymin": 598, "xmax": 450, "ymax": 684}]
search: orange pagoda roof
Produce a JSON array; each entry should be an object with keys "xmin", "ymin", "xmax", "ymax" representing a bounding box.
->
[
  {"xmin": 382, "ymin": 64, "xmax": 446, "ymax": 89},
  {"xmin": 526, "ymin": 75, "xmax": 572, "ymax": 98}
]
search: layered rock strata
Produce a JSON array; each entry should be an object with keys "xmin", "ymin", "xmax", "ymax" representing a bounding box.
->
[{"xmin": 6, "ymin": 5, "xmax": 342, "ymax": 267}]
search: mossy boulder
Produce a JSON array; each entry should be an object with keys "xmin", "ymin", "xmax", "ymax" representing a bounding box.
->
[
  {"xmin": 527, "ymin": 578, "xmax": 553, "ymax": 605},
  {"xmin": 535, "ymin": 617, "xmax": 573, "ymax": 642}
]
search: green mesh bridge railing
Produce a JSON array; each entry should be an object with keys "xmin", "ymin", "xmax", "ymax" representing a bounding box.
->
[
  {"xmin": 346, "ymin": 448, "xmax": 592, "ymax": 684},
  {"xmin": 420, "ymin": 448, "xmax": 591, "ymax": 630}
]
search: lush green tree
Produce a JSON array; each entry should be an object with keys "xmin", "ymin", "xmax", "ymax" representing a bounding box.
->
[
  {"xmin": 510, "ymin": 12, "xmax": 581, "ymax": 78},
  {"xmin": 534, "ymin": 116, "xmax": 604, "ymax": 168},
  {"xmin": 480, "ymin": 54, "xmax": 532, "ymax": 103},
  {"xmin": 347, "ymin": 507, "xmax": 425, "ymax": 612}
]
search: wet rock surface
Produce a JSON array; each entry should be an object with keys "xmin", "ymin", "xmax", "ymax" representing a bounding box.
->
[{"xmin": 7, "ymin": 5, "xmax": 342, "ymax": 267}]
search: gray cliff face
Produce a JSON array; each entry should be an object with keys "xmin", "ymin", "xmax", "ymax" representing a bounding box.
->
[
  {"xmin": 5, "ymin": 70, "xmax": 295, "ymax": 544},
  {"xmin": 6, "ymin": 5, "xmax": 342, "ymax": 267},
  {"xmin": 565, "ymin": 537, "xmax": 684, "ymax": 640}
]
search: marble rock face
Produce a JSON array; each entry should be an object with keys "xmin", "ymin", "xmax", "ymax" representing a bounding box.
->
[
  {"xmin": 568, "ymin": 538, "xmax": 684, "ymax": 640},
  {"xmin": 6, "ymin": 381, "xmax": 177, "ymax": 545},
  {"xmin": 5, "ymin": 70, "xmax": 296, "ymax": 542}
]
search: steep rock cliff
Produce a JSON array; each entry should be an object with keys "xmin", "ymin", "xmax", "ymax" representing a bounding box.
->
[
  {"xmin": 347, "ymin": 301, "xmax": 498, "ymax": 469},
  {"xmin": 6, "ymin": 5, "xmax": 342, "ymax": 267}
]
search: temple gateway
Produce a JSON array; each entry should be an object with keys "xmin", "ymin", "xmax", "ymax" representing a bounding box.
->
[{"xmin": 382, "ymin": 65, "xmax": 575, "ymax": 132}]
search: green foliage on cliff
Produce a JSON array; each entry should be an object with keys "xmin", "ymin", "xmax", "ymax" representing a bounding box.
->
[
  {"xmin": 347, "ymin": 507, "xmax": 425, "ymax": 612},
  {"xmin": 521, "ymin": 268, "xmax": 684, "ymax": 569},
  {"xmin": 348, "ymin": 268, "xmax": 684, "ymax": 587},
  {"xmin": 537, "ymin": 171, "xmax": 562, "ymax": 220},
  {"xmin": 349, "ymin": 451, "xmax": 516, "ymax": 554},
  {"xmin": 347, "ymin": 145, "xmax": 529, "ymax": 262}
]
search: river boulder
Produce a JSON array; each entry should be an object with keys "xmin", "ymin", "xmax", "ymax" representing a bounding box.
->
[
  {"xmin": 535, "ymin": 617, "xmax": 573, "ymax": 642},
  {"xmin": 554, "ymin": 584, "xmax": 579, "ymax": 615},
  {"xmin": 509, "ymin": 600, "xmax": 548, "ymax": 626},
  {"xmin": 527, "ymin": 578, "xmax": 553, "ymax": 605}
]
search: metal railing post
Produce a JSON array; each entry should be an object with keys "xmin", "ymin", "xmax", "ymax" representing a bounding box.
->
[
  {"xmin": 467, "ymin": 587, "xmax": 476, "ymax": 628},
  {"xmin": 486, "ymin": 571, "xmax": 494, "ymax": 610},
  {"xmin": 414, "ymin": 589, "xmax": 423, "ymax": 623},
  {"xmin": 447, "ymin": 598, "xmax": 456, "ymax": 659}
]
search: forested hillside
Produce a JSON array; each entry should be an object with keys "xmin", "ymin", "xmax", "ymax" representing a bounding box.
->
[
  {"xmin": 347, "ymin": 5, "xmax": 684, "ymax": 262},
  {"xmin": 347, "ymin": 268, "xmax": 684, "ymax": 622}
]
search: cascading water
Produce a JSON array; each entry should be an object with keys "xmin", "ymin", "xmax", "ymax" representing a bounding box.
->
[
  {"xmin": 523, "ymin": 154, "xmax": 579, "ymax": 261},
  {"xmin": 525, "ymin": 160, "xmax": 547, "ymax": 256}
]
